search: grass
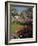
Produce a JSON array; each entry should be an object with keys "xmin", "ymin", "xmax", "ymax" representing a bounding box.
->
[
  {"xmin": 10, "ymin": 21, "xmax": 32, "ymax": 34},
  {"xmin": 10, "ymin": 22, "xmax": 23, "ymax": 34}
]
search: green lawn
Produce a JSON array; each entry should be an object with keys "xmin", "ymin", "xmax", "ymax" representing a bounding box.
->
[{"xmin": 10, "ymin": 22, "xmax": 23, "ymax": 34}]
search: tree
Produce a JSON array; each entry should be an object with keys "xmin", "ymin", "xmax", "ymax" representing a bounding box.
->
[{"xmin": 10, "ymin": 6, "xmax": 17, "ymax": 17}]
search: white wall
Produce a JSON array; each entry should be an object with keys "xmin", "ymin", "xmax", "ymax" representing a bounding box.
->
[{"xmin": 0, "ymin": 0, "xmax": 38, "ymax": 46}]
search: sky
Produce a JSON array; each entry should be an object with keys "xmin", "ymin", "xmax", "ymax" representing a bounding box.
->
[
  {"xmin": 15, "ymin": 7, "xmax": 29, "ymax": 13},
  {"xmin": 11, "ymin": 5, "xmax": 32, "ymax": 14}
]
